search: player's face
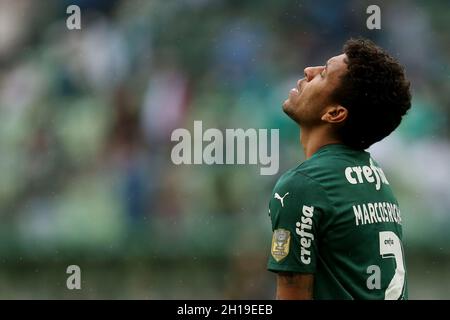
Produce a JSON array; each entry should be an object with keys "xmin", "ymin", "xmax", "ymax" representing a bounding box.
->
[{"xmin": 282, "ymin": 53, "xmax": 348, "ymax": 126}]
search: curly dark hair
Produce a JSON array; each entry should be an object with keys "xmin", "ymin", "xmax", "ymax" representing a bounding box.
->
[{"xmin": 332, "ymin": 38, "xmax": 412, "ymax": 150}]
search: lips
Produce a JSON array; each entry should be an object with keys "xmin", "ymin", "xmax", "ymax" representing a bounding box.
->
[{"xmin": 288, "ymin": 78, "xmax": 306, "ymax": 99}]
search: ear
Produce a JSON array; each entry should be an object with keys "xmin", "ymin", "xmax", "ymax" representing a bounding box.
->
[{"xmin": 321, "ymin": 105, "xmax": 348, "ymax": 124}]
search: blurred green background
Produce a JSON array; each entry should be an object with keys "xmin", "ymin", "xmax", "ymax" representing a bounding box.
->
[{"xmin": 0, "ymin": 0, "xmax": 449, "ymax": 299}]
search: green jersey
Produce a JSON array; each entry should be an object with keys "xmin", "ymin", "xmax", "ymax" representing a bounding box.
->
[{"xmin": 267, "ymin": 143, "xmax": 407, "ymax": 300}]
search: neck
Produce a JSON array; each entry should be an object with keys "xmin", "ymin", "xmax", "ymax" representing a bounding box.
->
[{"xmin": 300, "ymin": 126, "xmax": 342, "ymax": 159}]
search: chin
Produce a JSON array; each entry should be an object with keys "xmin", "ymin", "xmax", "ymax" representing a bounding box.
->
[
  {"xmin": 282, "ymin": 99, "xmax": 292, "ymax": 113},
  {"xmin": 283, "ymin": 101, "xmax": 304, "ymax": 125},
  {"xmin": 282, "ymin": 103, "xmax": 296, "ymax": 120}
]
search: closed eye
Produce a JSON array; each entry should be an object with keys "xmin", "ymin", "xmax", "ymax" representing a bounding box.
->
[{"xmin": 321, "ymin": 62, "xmax": 328, "ymax": 78}]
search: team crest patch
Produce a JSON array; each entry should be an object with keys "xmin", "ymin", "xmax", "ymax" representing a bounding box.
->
[{"xmin": 271, "ymin": 229, "xmax": 290, "ymax": 262}]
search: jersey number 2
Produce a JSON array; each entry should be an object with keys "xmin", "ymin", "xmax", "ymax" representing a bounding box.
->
[{"xmin": 379, "ymin": 231, "xmax": 406, "ymax": 300}]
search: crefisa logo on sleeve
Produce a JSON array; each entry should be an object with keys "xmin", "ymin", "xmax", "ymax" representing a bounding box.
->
[{"xmin": 296, "ymin": 205, "xmax": 315, "ymax": 265}]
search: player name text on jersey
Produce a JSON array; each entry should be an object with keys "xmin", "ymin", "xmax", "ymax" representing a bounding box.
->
[{"xmin": 353, "ymin": 201, "xmax": 402, "ymax": 226}]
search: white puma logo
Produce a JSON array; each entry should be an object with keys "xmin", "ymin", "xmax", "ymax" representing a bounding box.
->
[{"xmin": 274, "ymin": 192, "xmax": 289, "ymax": 207}]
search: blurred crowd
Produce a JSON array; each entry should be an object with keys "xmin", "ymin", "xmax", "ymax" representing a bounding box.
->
[{"xmin": 0, "ymin": 0, "xmax": 449, "ymax": 298}]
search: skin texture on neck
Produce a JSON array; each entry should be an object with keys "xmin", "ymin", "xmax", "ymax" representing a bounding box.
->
[{"xmin": 300, "ymin": 125, "xmax": 343, "ymax": 159}]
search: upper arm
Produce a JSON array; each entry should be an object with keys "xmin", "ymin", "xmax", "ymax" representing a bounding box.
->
[
  {"xmin": 268, "ymin": 173, "xmax": 328, "ymax": 274},
  {"xmin": 268, "ymin": 173, "xmax": 330, "ymax": 299},
  {"xmin": 276, "ymin": 272, "xmax": 314, "ymax": 300}
]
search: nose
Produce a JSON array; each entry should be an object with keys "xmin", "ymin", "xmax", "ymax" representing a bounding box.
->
[{"xmin": 304, "ymin": 66, "xmax": 325, "ymax": 82}]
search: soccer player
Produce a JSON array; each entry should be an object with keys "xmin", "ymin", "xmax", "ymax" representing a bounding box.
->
[{"xmin": 267, "ymin": 38, "xmax": 412, "ymax": 300}]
